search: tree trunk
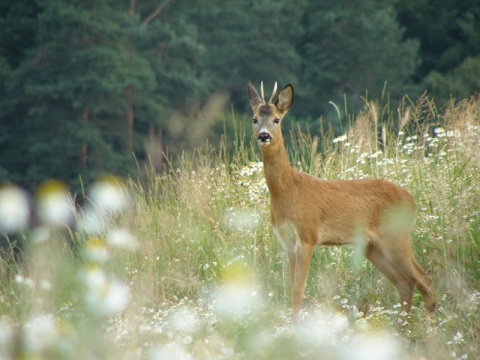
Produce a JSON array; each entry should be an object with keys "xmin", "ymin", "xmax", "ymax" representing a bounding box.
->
[
  {"xmin": 81, "ymin": 107, "xmax": 89, "ymax": 169},
  {"xmin": 125, "ymin": 86, "xmax": 134, "ymax": 152},
  {"xmin": 148, "ymin": 123, "xmax": 164, "ymax": 168},
  {"xmin": 129, "ymin": 0, "xmax": 135, "ymax": 18}
]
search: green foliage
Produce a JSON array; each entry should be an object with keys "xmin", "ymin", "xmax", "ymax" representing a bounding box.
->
[
  {"xmin": 425, "ymin": 57, "xmax": 480, "ymax": 104},
  {"xmin": 0, "ymin": 0, "xmax": 205, "ymax": 191},
  {"xmin": 395, "ymin": 0, "xmax": 480, "ymax": 107},
  {"xmin": 0, "ymin": 0, "xmax": 39, "ymax": 69},
  {"xmin": 299, "ymin": 0, "xmax": 419, "ymax": 124},
  {"xmin": 194, "ymin": 0, "xmax": 305, "ymax": 107},
  {"xmin": 395, "ymin": 0, "xmax": 480, "ymax": 79}
]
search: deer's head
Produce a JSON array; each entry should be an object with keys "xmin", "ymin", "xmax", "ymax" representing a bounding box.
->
[{"xmin": 247, "ymin": 82, "xmax": 294, "ymax": 147}]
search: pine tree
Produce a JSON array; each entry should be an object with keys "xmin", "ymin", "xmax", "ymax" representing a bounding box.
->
[
  {"xmin": 0, "ymin": 0, "xmax": 152, "ymax": 190},
  {"xmin": 299, "ymin": 0, "xmax": 418, "ymax": 123},
  {"xmin": 193, "ymin": 0, "xmax": 305, "ymax": 110}
]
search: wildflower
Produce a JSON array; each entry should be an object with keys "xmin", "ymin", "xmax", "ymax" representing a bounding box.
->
[
  {"xmin": 214, "ymin": 263, "xmax": 258, "ymax": 318},
  {"xmin": 106, "ymin": 228, "xmax": 138, "ymax": 251},
  {"xmin": 297, "ymin": 310, "xmax": 349, "ymax": 346},
  {"xmin": 446, "ymin": 129, "xmax": 461, "ymax": 138},
  {"xmin": 434, "ymin": 127, "xmax": 446, "ymax": 137},
  {"xmin": 333, "ymin": 134, "xmax": 348, "ymax": 143},
  {"xmin": 448, "ymin": 331, "xmax": 465, "ymax": 346},
  {"xmin": 170, "ymin": 307, "xmax": 199, "ymax": 334},
  {"xmin": 148, "ymin": 343, "xmax": 193, "ymax": 360},
  {"xmin": 343, "ymin": 333, "xmax": 402, "ymax": 360},
  {"xmin": 30, "ymin": 226, "xmax": 51, "ymax": 244},
  {"xmin": 23, "ymin": 314, "xmax": 59, "ymax": 352},
  {"xmin": 369, "ymin": 151, "xmax": 383, "ymax": 159},
  {"xmin": 225, "ymin": 208, "xmax": 259, "ymax": 232},
  {"xmin": 0, "ymin": 321, "xmax": 14, "ymax": 356},
  {"xmin": 40, "ymin": 279, "xmax": 52, "ymax": 291},
  {"xmin": 214, "ymin": 281, "xmax": 256, "ymax": 318},
  {"xmin": 23, "ymin": 278, "xmax": 35, "ymax": 288},
  {"xmin": 83, "ymin": 237, "xmax": 109, "ymax": 263},
  {"xmin": 36, "ymin": 180, "xmax": 74, "ymax": 227},
  {"xmin": 83, "ymin": 267, "xmax": 130, "ymax": 317},
  {"xmin": 78, "ymin": 206, "xmax": 107, "ymax": 235},
  {"xmin": 0, "ymin": 186, "xmax": 30, "ymax": 233},
  {"xmin": 15, "ymin": 274, "xmax": 35, "ymax": 288},
  {"xmin": 89, "ymin": 176, "xmax": 131, "ymax": 214}
]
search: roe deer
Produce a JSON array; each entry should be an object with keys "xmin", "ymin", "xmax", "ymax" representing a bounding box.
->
[{"xmin": 247, "ymin": 81, "xmax": 435, "ymax": 324}]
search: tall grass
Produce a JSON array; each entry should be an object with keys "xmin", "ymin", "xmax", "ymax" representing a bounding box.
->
[{"xmin": 0, "ymin": 95, "xmax": 479, "ymax": 359}]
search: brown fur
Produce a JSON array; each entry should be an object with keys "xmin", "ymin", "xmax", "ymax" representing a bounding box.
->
[{"xmin": 247, "ymin": 81, "xmax": 435, "ymax": 324}]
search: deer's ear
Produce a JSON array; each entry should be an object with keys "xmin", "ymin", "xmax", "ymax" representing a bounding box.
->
[
  {"xmin": 276, "ymin": 84, "xmax": 294, "ymax": 113},
  {"xmin": 247, "ymin": 81, "xmax": 263, "ymax": 112}
]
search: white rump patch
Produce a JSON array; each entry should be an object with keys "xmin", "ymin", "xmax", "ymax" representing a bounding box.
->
[{"xmin": 273, "ymin": 222, "xmax": 299, "ymax": 253}]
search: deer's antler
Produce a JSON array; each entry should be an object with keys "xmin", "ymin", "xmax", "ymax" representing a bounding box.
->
[
  {"xmin": 268, "ymin": 82, "xmax": 278, "ymax": 104},
  {"xmin": 260, "ymin": 81, "xmax": 266, "ymax": 103}
]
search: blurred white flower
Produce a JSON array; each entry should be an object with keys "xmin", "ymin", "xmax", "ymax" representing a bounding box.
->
[
  {"xmin": 238, "ymin": 162, "xmax": 263, "ymax": 176},
  {"xmin": 0, "ymin": 186, "xmax": 30, "ymax": 233},
  {"xmin": 82, "ymin": 237, "xmax": 109, "ymax": 263},
  {"xmin": 23, "ymin": 314, "xmax": 59, "ymax": 352},
  {"xmin": 106, "ymin": 228, "xmax": 138, "ymax": 251},
  {"xmin": 333, "ymin": 134, "xmax": 348, "ymax": 143},
  {"xmin": 449, "ymin": 331, "xmax": 465, "ymax": 346},
  {"xmin": 298, "ymin": 311, "xmax": 349, "ymax": 346},
  {"xmin": 214, "ymin": 262, "xmax": 260, "ymax": 318},
  {"xmin": 148, "ymin": 343, "xmax": 193, "ymax": 360},
  {"xmin": 0, "ymin": 321, "xmax": 14, "ymax": 355},
  {"xmin": 214, "ymin": 280, "xmax": 258, "ymax": 318},
  {"xmin": 89, "ymin": 176, "xmax": 131, "ymax": 214},
  {"xmin": 40, "ymin": 279, "xmax": 52, "ymax": 291},
  {"xmin": 225, "ymin": 208, "xmax": 259, "ymax": 232},
  {"xmin": 83, "ymin": 267, "xmax": 130, "ymax": 317},
  {"xmin": 36, "ymin": 180, "xmax": 74, "ymax": 227},
  {"xmin": 369, "ymin": 151, "xmax": 383, "ymax": 159},
  {"xmin": 78, "ymin": 206, "xmax": 107, "ymax": 235},
  {"xmin": 434, "ymin": 127, "xmax": 446, "ymax": 137},
  {"xmin": 23, "ymin": 278, "xmax": 35, "ymax": 288},
  {"xmin": 342, "ymin": 333, "xmax": 402, "ymax": 360},
  {"xmin": 170, "ymin": 307, "xmax": 199, "ymax": 334},
  {"xmin": 14, "ymin": 274, "xmax": 35, "ymax": 288},
  {"xmin": 30, "ymin": 226, "xmax": 51, "ymax": 244}
]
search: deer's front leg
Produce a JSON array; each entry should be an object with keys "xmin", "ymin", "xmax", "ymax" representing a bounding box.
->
[
  {"xmin": 286, "ymin": 245, "xmax": 296, "ymax": 294},
  {"xmin": 291, "ymin": 241, "xmax": 314, "ymax": 325}
]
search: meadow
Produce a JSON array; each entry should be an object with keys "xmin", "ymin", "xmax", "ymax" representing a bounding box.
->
[{"xmin": 0, "ymin": 94, "xmax": 479, "ymax": 359}]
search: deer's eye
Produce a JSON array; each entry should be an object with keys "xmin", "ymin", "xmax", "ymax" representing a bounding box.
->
[
  {"xmin": 253, "ymin": 118, "xmax": 258, "ymax": 125},
  {"xmin": 273, "ymin": 118, "xmax": 280, "ymax": 124}
]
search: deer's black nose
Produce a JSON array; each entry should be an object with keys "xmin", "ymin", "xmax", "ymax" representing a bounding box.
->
[{"xmin": 257, "ymin": 132, "xmax": 272, "ymax": 142}]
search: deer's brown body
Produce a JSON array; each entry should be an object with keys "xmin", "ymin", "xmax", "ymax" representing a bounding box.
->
[{"xmin": 247, "ymin": 81, "xmax": 435, "ymax": 324}]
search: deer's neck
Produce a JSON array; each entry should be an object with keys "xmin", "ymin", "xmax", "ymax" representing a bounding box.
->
[{"xmin": 260, "ymin": 139, "xmax": 295, "ymax": 195}]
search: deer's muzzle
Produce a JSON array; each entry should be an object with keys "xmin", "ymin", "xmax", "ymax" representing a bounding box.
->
[{"xmin": 257, "ymin": 132, "xmax": 272, "ymax": 144}]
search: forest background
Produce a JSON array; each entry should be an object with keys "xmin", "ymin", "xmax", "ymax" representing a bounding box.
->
[{"xmin": 0, "ymin": 0, "xmax": 479, "ymax": 192}]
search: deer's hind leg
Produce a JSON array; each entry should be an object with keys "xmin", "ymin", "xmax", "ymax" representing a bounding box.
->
[
  {"xmin": 412, "ymin": 259, "xmax": 436, "ymax": 313},
  {"xmin": 365, "ymin": 241, "xmax": 417, "ymax": 313}
]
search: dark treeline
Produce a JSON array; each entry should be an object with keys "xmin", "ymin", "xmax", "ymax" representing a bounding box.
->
[{"xmin": 0, "ymin": 0, "xmax": 479, "ymax": 192}]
